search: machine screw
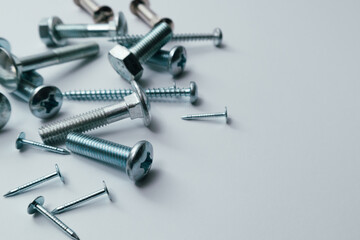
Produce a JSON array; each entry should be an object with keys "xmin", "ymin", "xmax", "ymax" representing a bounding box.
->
[
  {"xmin": 28, "ymin": 196, "xmax": 80, "ymax": 240},
  {"xmin": 66, "ymin": 132, "xmax": 153, "ymax": 182},
  {"xmin": 52, "ymin": 180, "xmax": 111, "ymax": 214},
  {"xmin": 0, "ymin": 92, "xmax": 11, "ymax": 130},
  {"xmin": 182, "ymin": 107, "xmax": 228, "ymax": 123},
  {"xmin": 4, "ymin": 164, "xmax": 64, "ymax": 197},
  {"xmin": 16, "ymin": 132, "xmax": 70, "ymax": 155},
  {"xmin": 108, "ymin": 21, "xmax": 173, "ymax": 82},
  {"xmin": 39, "ymin": 13, "xmax": 127, "ymax": 47},
  {"xmin": 109, "ymin": 28, "xmax": 223, "ymax": 47},
  {"xmin": 38, "ymin": 81, "xmax": 151, "ymax": 145},
  {"xmin": 74, "ymin": 0, "xmax": 114, "ymax": 23}
]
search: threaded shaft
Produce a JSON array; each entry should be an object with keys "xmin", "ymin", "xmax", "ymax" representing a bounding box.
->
[
  {"xmin": 66, "ymin": 132, "xmax": 130, "ymax": 170},
  {"xmin": 146, "ymin": 50, "xmax": 169, "ymax": 68}
]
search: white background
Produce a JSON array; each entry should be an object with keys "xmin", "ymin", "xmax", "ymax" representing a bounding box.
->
[{"xmin": 1, "ymin": 0, "xmax": 360, "ymax": 239}]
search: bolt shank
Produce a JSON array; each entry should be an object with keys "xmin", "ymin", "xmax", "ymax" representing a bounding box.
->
[{"xmin": 55, "ymin": 24, "xmax": 115, "ymax": 38}]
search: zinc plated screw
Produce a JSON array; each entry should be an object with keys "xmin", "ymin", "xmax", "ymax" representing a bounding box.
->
[
  {"xmin": 109, "ymin": 28, "xmax": 223, "ymax": 47},
  {"xmin": 74, "ymin": 0, "xmax": 114, "ymax": 23},
  {"xmin": 66, "ymin": 133, "xmax": 153, "ymax": 182},
  {"xmin": 39, "ymin": 12, "xmax": 127, "ymax": 47},
  {"xmin": 38, "ymin": 81, "xmax": 151, "ymax": 145},
  {"xmin": 16, "ymin": 132, "xmax": 70, "ymax": 155},
  {"xmin": 28, "ymin": 196, "xmax": 80, "ymax": 240},
  {"xmin": 108, "ymin": 21, "xmax": 173, "ymax": 82},
  {"xmin": 182, "ymin": 107, "xmax": 228, "ymax": 123},
  {"xmin": 63, "ymin": 81, "xmax": 198, "ymax": 104},
  {"xmin": 0, "ymin": 92, "xmax": 11, "ymax": 130},
  {"xmin": 4, "ymin": 164, "xmax": 64, "ymax": 197},
  {"xmin": 52, "ymin": 181, "xmax": 111, "ymax": 214}
]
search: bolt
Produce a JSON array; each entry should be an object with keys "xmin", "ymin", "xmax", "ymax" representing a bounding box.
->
[
  {"xmin": 39, "ymin": 12, "xmax": 127, "ymax": 47},
  {"xmin": 63, "ymin": 81, "xmax": 198, "ymax": 104},
  {"xmin": 109, "ymin": 28, "xmax": 223, "ymax": 47},
  {"xmin": 28, "ymin": 196, "xmax": 80, "ymax": 240},
  {"xmin": 108, "ymin": 21, "xmax": 173, "ymax": 82},
  {"xmin": 181, "ymin": 107, "xmax": 228, "ymax": 123},
  {"xmin": 66, "ymin": 132, "xmax": 153, "ymax": 182},
  {"xmin": 74, "ymin": 0, "xmax": 114, "ymax": 23},
  {"xmin": 0, "ymin": 92, "xmax": 11, "ymax": 130},
  {"xmin": 52, "ymin": 180, "xmax": 111, "ymax": 214},
  {"xmin": 0, "ymin": 42, "xmax": 99, "ymax": 93},
  {"xmin": 4, "ymin": 164, "xmax": 64, "ymax": 197},
  {"xmin": 38, "ymin": 81, "xmax": 151, "ymax": 145},
  {"xmin": 16, "ymin": 132, "xmax": 70, "ymax": 155},
  {"xmin": 130, "ymin": 0, "xmax": 173, "ymax": 29}
]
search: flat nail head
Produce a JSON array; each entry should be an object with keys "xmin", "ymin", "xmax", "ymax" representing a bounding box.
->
[
  {"xmin": 16, "ymin": 132, "xmax": 26, "ymax": 149},
  {"xmin": 55, "ymin": 164, "xmax": 65, "ymax": 183},
  {"xmin": 102, "ymin": 180, "xmax": 112, "ymax": 201},
  {"xmin": 27, "ymin": 196, "xmax": 45, "ymax": 214}
]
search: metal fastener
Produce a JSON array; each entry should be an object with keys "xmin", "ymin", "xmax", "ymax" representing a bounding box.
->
[
  {"xmin": 0, "ymin": 37, "xmax": 11, "ymax": 51},
  {"xmin": 39, "ymin": 13, "xmax": 127, "ymax": 47},
  {"xmin": 109, "ymin": 28, "xmax": 223, "ymax": 47},
  {"xmin": 66, "ymin": 132, "xmax": 153, "ymax": 182},
  {"xmin": 0, "ymin": 92, "xmax": 11, "ymax": 130},
  {"xmin": 4, "ymin": 164, "xmax": 64, "ymax": 197},
  {"xmin": 28, "ymin": 196, "xmax": 80, "ymax": 240},
  {"xmin": 38, "ymin": 81, "xmax": 151, "ymax": 145},
  {"xmin": 108, "ymin": 21, "xmax": 173, "ymax": 82},
  {"xmin": 63, "ymin": 81, "xmax": 198, "ymax": 104},
  {"xmin": 16, "ymin": 132, "xmax": 70, "ymax": 155},
  {"xmin": 52, "ymin": 180, "xmax": 111, "ymax": 214},
  {"xmin": 182, "ymin": 107, "xmax": 228, "ymax": 123},
  {"xmin": 74, "ymin": 0, "xmax": 114, "ymax": 23}
]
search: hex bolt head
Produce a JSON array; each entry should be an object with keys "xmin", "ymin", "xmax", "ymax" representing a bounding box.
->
[
  {"xmin": 0, "ymin": 92, "xmax": 11, "ymax": 130},
  {"xmin": 39, "ymin": 16, "xmax": 67, "ymax": 47}
]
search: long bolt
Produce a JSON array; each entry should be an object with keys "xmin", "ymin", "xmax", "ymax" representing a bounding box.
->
[
  {"xmin": 52, "ymin": 181, "xmax": 111, "ymax": 214},
  {"xmin": 63, "ymin": 81, "xmax": 198, "ymax": 104},
  {"xmin": 16, "ymin": 132, "xmax": 70, "ymax": 155},
  {"xmin": 28, "ymin": 196, "xmax": 80, "ymax": 240},
  {"xmin": 109, "ymin": 28, "xmax": 223, "ymax": 47},
  {"xmin": 74, "ymin": 0, "xmax": 114, "ymax": 23},
  {"xmin": 4, "ymin": 164, "xmax": 64, "ymax": 197},
  {"xmin": 182, "ymin": 107, "xmax": 228, "ymax": 123},
  {"xmin": 66, "ymin": 133, "xmax": 153, "ymax": 182},
  {"xmin": 38, "ymin": 81, "xmax": 151, "ymax": 145}
]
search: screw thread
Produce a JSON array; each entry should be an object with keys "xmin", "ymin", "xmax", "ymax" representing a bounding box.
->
[
  {"xmin": 146, "ymin": 50, "xmax": 169, "ymax": 68},
  {"xmin": 183, "ymin": 113, "xmax": 225, "ymax": 119},
  {"xmin": 21, "ymin": 139, "xmax": 70, "ymax": 155}
]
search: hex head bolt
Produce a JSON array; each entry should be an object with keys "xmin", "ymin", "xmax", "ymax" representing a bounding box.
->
[
  {"xmin": 4, "ymin": 164, "xmax": 65, "ymax": 197},
  {"xmin": 66, "ymin": 133, "xmax": 153, "ymax": 182},
  {"xmin": 110, "ymin": 27, "xmax": 223, "ymax": 47},
  {"xmin": 182, "ymin": 107, "xmax": 228, "ymax": 123},
  {"xmin": 52, "ymin": 181, "xmax": 111, "ymax": 214},
  {"xmin": 0, "ymin": 92, "xmax": 11, "ymax": 130},
  {"xmin": 28, "ymin": 196, "xmax": 80, "ymax": 240},
  {"xmin": 63, "ymin": 81, "xmax": 198, "ymax": 104},
  {"xmin": 39, "ymin": 13, "xmax": 127, "ymax": 47},
  {"xmin": 108, "ymin": 21, "xmax": 173, "ymax": 82},
  {"xmin": 38, "ymin": 81, "xmax": 151, "ymax": 145},
  {"xmin": 74, "ymin": 0, "xmax": 114, "ymax": 23}
]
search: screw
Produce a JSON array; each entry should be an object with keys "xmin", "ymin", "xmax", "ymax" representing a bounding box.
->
[
  {"xmin": 182, "ymin": 107, "xmax": 228, "ymax": 123},
  {"xmin": 108, "ymin": 21, "xmax": 173, "ymax": 82},
  {"xmin": 74, "ymin": 0, "xmax": 114, "ymax": 23},
  {"xmin": 109, "ymin": 28, "xmax": 223, "ymax": 47},
  {"xmin": 38, "ymin": 81, "xmax": 151, "ymax": 145},
  {"xmin": 0, "ymin": 92, "xmax": 11, "ymax": 130},
  {"xmin": 66, "ymin": 132, "xmax": 153, "ymax": 182},
  {"xmin": 52, "ymin": 180, "xmax": 111, "ymax": 214},
  {"xmin": 63, "ymin": 81, "xmax": 198, "ymax": 104},
  {"xmin": 28, "ymin": 196, "xmax": 80, "ymax": 240},
  {"xmin": 4, "ymin": 164, "xmax": 64, "ymax": 197},
  {"xmin": 39, "ymin": 12, "xmax": 127, "ymax": 47},
  {"xmin": 16, "ymin": 132, "xmax": 70, "ymax": 155},
  {"xmin": 0, "ymin": 42, "xmax": 99, "ymax": 93}
]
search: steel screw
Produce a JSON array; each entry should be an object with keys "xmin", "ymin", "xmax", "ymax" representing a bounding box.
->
[
  {"xmin": 16, "ymin": 132, "xmax": 70, "ymax": 155},
  {"xmin": 182, "ymin": 107, "xmax": 228, "ymax": 123},
  {"xmin": 28, "ymin": 196, "xmax": 80, "ymax": 240},
  {"xmin": 39, "ymin": 13, "xmax": 127, "ymax": 47},
  {"xmin": 108, "ymin": 21, "xmax": 173, "ymax": 82},
  {"xmin": 38, "ymin": 81, "xmax": 151, "ymax": 145},
  {"xmin": 52, "ymin": 180, "xmax": 111, "ymax": 214},
  {"xmin": 74, "ymin": 0, "xmax": 114, "ymax": 23},
  {"xmin": 66, "ymin": 133, "xmax": 153, "ymax": 182},
  {"xmin": 109, "ymin": 28, "xmax": 223, "ymax": 47},
  {"xmin": 4, "ymin": 164, "xmax": 64, "ymax": 197},
  {"xmin": 0, "ymin": 92, "xmax": 11, "ymax": 130}
]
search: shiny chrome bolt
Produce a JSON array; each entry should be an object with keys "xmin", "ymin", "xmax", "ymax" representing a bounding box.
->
[
  {"xmin": 4, "ymin": 164, "xmax": 64, "ymax": 197},
  {"xmin": 182, "ymin": 107, "xmax": 228, "ymax": 123},
  {"xmin": 16, "ymin": 132, "xmax": 70, "ymax": 155},
  {"xmin": 0, "ymin": 92, "xmax": 11, "ymax": 130},
  {"xmin": 74, "ymin": 0, "xmax": 114, "ymax": 23},
  {"xmin": 28, "ymin": 196, "xmax": 80, "ymax": 240},
  {"xmin": 52, "ymin": 180, "xmax": 111, "ymax": 214},
  {"xmin": 66, "ymin": 133, "xmax": 153, "ymax": 182}
]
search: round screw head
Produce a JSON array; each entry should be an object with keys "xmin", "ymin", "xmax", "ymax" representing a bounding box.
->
[
  {"xmin": 27, "ymin": 196, "xmax": 45, "ymax": 214},
  {"xmin": 39, "ymin": 16, "xmax": 68, "ymax": 47},
  {"xmin": 189, "ymin": 81, "xmax": 198, "ymax": 104},
  {"xmin": 94, "ymin": 6, "xmax": 114, "ymax": 23},
  {"xmin": 126, "ymin": 140, "xmax": 153, "ymax": 181},
  {"xmin": 213, "ymin": 28, "xmax": 223, "ymax": 47},
  {"xmin": 0, "ymin": 47, "xmax": 21, "ymax": 93},
  {"xmin": 55, "ymin": 164, "xmax": 65, "ymax": 183},
  {"xmin": 15, "ymin": 132, "xmax": 26, "ymax": 149},
  {"xmin": 29, "ymin": 86, "xmax": 63, "ymax": 119},
  {"xmin": 168, "ymin": 46, "xmax": 187, "ymax": 77},
  {"xmin": 131, "ymin": 81, "xmax": 151, "ymax": 126},
  {"xmin": 0, "ymin": 38, "xmax": 11, "ymax": 52},
  {"xmin": 115, "ymin": 12, "xmax": 128, "ymax": 35},
  {"xmin": 130, "ymin": 0, "xmax": 150, "ymax": 14},
  {"xmin": 0, "ymin": 92, "xmax": 11, "ymax": 129}
]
